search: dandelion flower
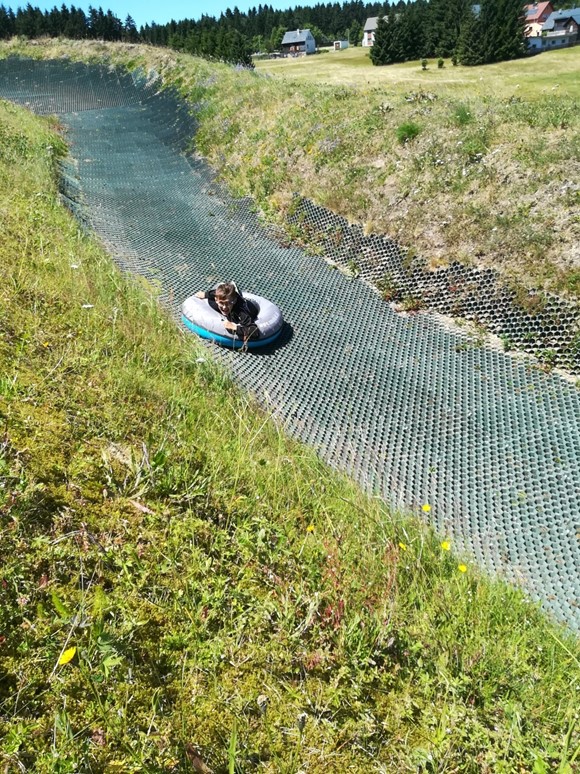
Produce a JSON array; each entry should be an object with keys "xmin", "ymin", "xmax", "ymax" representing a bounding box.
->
[
  {"xmin": 398, "ymin": 542, "xmax": 407, "ymax": 551},
  {"xmin": 58, "ymin": 646, "xmax": 77, "ymax": 666},
  {"xmin": 422, "ymin": 503, "xmax": 431, "ymax": 513},
  {"xmin": 458, "ymin": 564, "xmax": 467, "ymax": 573},
  {"xmin": 441, "ymin": 540, "xmax": 451, "ymax": 551},
  {"xmin": 306, "ymin": 524, "xmax": 314, "ymax": 533}
]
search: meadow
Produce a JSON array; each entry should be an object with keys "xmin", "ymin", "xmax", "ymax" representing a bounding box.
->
[
  {"xmin": 256, "ymin": 45, "xmax": 580, "ymax": 99},
  {"xmin": 0, "ymin": 40, "xmax": 579, "ymax": 771}
]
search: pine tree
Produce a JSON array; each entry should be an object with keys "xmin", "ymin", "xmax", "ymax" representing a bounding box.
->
[
  {"xmin": 349, "ymin": 18, "xmax": 363, "ymax": 45},
  {"xmin": 124, "ymin": 14, "xmax": 138, "ymax": 42},
  {"xmin": 227, "ymin": 28, "xmax": 253, "ymax": 65},
  {"xmin": 428, "ymin": 0, "xmax": 470, "ymax": 57},
  {"xmin": 395, "ymin": 3, "xmax": 421, "ymax": 60},
  {"xmin": 489, "ymin": 0, "xmax": 526, "ymax": 61},
  {"xmin": 456, "ymin": 6, "xmax": 484, "ymax": 64},
  {"xmin": 0, "ymin": 3, "xmax": 15, "ymax": 38},
  {"xmin": 370, "ymin": 14, "xmax": 390, "ymax": 65}
]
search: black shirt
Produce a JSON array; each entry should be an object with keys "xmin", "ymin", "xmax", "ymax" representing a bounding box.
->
[{"xmin": 206, "ymin": 289, "xmax": 260, "ymax": 341}]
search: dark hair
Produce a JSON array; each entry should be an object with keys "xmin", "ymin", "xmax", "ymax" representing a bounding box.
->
[{"xmin": 215, "ymin": 282, "xmax": 239, "ymax": 302}]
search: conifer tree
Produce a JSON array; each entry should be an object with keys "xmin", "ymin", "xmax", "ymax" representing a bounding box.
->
[
  {"xmin": 348, "ymin": 18, "xmax": 363, "ymax": 45},
  {"xmin": 428, "ymin": 0, "xmax": 469, "ymax": 57},
  {"xmin": 124, "ymin": 14, "xmax": 138, "ymax": 42},
  {"xmin": 482, "ymin": 0, "xmax": 526, "ymax": 62},
  {"xmin": 456, "ymin": 6, "xmax": 483, "ymax": 64},
  {"xmin": 0, "ymin": 4, "xmax": 15, "ymax": 38},
  {"xmin": 227, "ymin": 27, "xmax": 254, "ymax": 65},
  {"xmin": 370, "ymin": 14, "xmax": 390, "ymax": 64}
]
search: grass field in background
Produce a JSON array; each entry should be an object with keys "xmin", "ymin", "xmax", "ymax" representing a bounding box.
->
[
  {"xmin": 255, "ymin": 45, "xmax": 580, "ymax": 99},
  {"xmin": 1, "ymin": 90, "xmax": 580, "ymax": 771}
]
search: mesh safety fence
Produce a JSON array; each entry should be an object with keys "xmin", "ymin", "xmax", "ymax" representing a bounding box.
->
[{"xmin": 1, "ymin": 57, "xmax": 579, "ymax": 629}]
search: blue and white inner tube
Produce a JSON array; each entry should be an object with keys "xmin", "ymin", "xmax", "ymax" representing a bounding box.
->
[{"xmin": 181, "ymin": 293, "xmax": 284, "ymax": 349}]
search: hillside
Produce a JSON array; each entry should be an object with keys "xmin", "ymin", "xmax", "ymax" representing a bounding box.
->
[
  {"xmin": 0, "ymin": 50, "xmax": 579, "ymax": 770},
  {"xmin": 1, "ymin": 38, "xmax": 579, "ymax": 303}
]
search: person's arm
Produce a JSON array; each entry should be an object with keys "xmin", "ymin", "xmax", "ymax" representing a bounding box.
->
[
  {"xmin": 195, "ymin": 289, "xmax": 219, "ymax": 301},
  {"xmin": 233, "ymin": 305, "xmax": 260, "ymax": 341},
  {"xmin": 198, "ymin": 289, "xmax": 221, "ymax": 314}
]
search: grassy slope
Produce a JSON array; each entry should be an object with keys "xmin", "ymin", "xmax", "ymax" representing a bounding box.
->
[
  {"xmin": 0, "ymin": 83, "xmax": 580, "ymax": 771},
  {"xmin": 1, "ymin": 39, "xmax": 579, "ymax": 302}
]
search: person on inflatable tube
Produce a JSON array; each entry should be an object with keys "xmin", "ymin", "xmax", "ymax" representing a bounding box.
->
[{"xmin": 195, "ymin": 282, "xmax": 259, "ymax": 344}]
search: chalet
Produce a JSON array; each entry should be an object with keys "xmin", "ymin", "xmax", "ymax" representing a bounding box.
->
[
  {"xmin": 539, "ymin": 7, "xmax": 580, "ymax": 48},
  {"xmin": 362, "ymin": 17, "xmax": 379, "ymax": 47},
  {"xmin": 280, "ymin": 29, "xmax": 316, "ymax": 56},
  {"xmin": 524, "ymin": 1, "xmax": 554, "ymax": 36}
]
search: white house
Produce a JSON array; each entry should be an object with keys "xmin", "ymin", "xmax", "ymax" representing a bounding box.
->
[
  {"xmin": 362, "ymin": 17, "xmax": 378, "ymax": 47},
  {"xmin": 280, "ymin": 29, "xmax": 316, "ymax": 55}
]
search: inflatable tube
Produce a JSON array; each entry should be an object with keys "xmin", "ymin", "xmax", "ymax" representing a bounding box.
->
[{"xmin": 181, "ymin": 292, "xmax": 284, "ymax": 349}]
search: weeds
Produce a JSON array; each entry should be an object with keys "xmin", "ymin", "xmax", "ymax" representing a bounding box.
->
[
  {"xmin": 452, "ymin": 102, "xmax": 474, "ymax": 126},
  {"xmin": 396, "ymin": 120, "xmax": 422, "ymax": 144},
  {"xmin": 537, "ymin": 347, "xmax": 558, "ymax": 371},
  {"xmin": 500, "ymin": 333, "xmax": 513, "ymax": 351},
  {"xmin": 399, "ymin": 293, "xmax": 425, "ymax": 312},
  {"xmin": 376, "ymin": 272, "xmax": 400, "ymax": 301}
]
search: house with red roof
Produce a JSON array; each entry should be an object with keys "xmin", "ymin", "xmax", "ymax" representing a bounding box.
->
[{"xmin": 524, "ymin": 1, "xmax": 554, "ymax": 37}]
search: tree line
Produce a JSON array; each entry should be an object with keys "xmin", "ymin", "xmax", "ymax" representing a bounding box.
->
[
  {"xmin": 370, "ymin": 0, "xmax": 528, "ymax": 65},
  {"xmin": 142, "ymin": 1, "xmax": 388, "ymax": 57},
  {"xmin": 0, "ymin": 0, "xmax": 534, "ymax": 67},
  {"xmin": 0, "ymin": 5, "xmax": 138, "ymax": 41}
]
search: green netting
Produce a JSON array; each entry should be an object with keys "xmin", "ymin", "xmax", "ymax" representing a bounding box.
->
[
  {"xmin": 287, "ymin": 197, "xmax": 580, "ymax": 373},
  {"xmin": 1, "ymin": 57, "xmax": 579, "ymax": 629}
]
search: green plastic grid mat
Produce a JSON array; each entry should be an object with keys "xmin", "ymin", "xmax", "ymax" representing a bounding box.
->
[
  {"xmin": 1, "ymin": 58, "xmax": 579, "ymax": 628},
  {"xmin": 287, "ymin": 197, "xmax": 580, "ymax": 373}
]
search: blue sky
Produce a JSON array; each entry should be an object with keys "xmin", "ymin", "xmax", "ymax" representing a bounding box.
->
[{"xmin": 23, "ymin": 0, "xmax": 287, "ymax": 28}]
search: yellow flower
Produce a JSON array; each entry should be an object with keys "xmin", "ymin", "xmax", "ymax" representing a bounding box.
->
[
  {"xmin": 58, "ymin": 646, "xmax": 77, "ymax": 666},
  {"xmin": 306, "ymin": 524, "xmax": 314, "ymax": 533},
  {"xmin": 422, "ymin": 503, "xmax": 431, "ymax": 513},
  {"xmin": 441, "ymin": 540, "xmax": 451, "ymax": 551},
  {"xmin": 398, "ymin": 542, "xmax": 407, "ymax": 551},
  {"xmin": 458, "ymin": 564, "xmax": 467, "ymax": 573}
]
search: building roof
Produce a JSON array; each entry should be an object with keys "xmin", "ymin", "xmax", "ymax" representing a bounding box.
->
[
  {"xmin": 281, "ymin": 29, "xmax": 313, "ymax": 45},
  {"xmin": 525, "ymin": 1, "xmax": 553, "ymax": 21},
  {"xmin": 542, "ymin": 7, "xmax": 580, "ymax": 29},
  {"xmin": 364, "ymin": 16, "xmax": 379, "ymax": 31},
  {"xmin": 525, "ymin": 0, "xmax": 554, "ymax": 24}
]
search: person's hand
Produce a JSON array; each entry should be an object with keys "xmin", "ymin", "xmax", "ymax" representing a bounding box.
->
[
  {"xmin": 224, "ymin": 321, "xmax": 237, "ymax": 333},
  {"xmin": 194, "ymin": 291, "xmax": 206, "ymax": 299}
]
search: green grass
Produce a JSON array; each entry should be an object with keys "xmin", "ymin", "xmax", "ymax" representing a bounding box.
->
[
  {"xmin": 256, "ymin": 45, "xmax": 580, "ymax": 100},
  {"xmin": 1, "ymin": 86, "xmax": 580, "ymax": 772},
  {"xmin": 1, "ymin": 38, "xmax": 579, "ymax": 301}
]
